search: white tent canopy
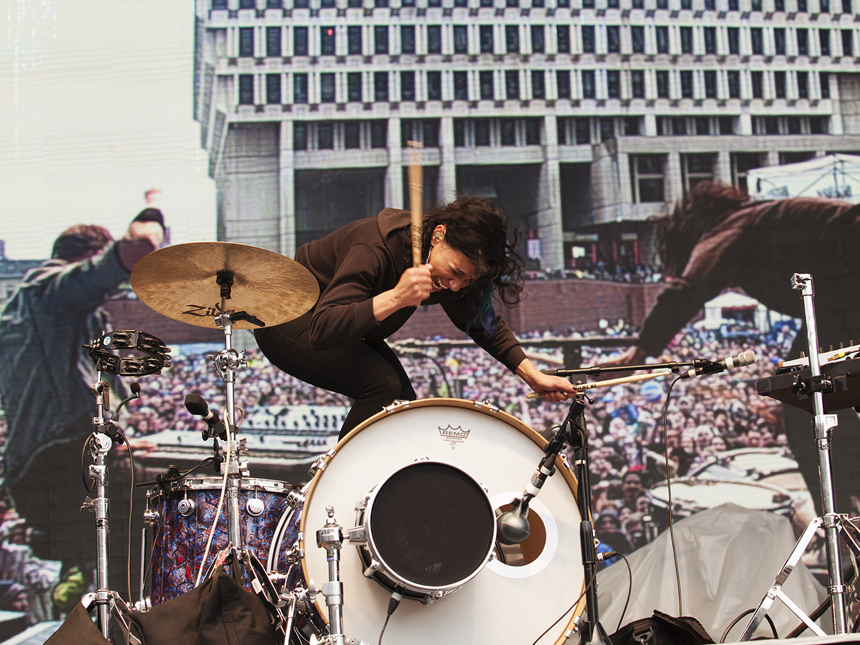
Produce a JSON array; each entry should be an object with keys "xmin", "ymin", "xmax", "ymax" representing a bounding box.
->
[{"xmin": 747, "ymin": 153, "xmax": 860, "ymax": 204}]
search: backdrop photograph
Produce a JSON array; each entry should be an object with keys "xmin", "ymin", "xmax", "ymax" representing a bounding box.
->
[{"xmin": 3, "ymin": 0, "xmax": 860, "ymax": 643}]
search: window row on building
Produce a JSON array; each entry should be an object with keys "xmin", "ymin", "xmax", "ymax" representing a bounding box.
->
[
  {"xmin": 237, "ymin": 68, "xmax": 834, "ymax": 104},
  {"xmin": 558, "ymin": 113, "xmax": 828, "ymax": 141},
  {"xmin": 230, "ymin": 22, "xmax": 857, "ymax": 59},
  {"xmin": 630, "ymin": 149, "xmax": 835, "ymax": 201},
  {"xmin": 290, "ymin": 114, "xmax": 830, "ymax": 152},
  {"xmin": 212, "ymin": 0, "xmax": 852, "ymax": 16}
]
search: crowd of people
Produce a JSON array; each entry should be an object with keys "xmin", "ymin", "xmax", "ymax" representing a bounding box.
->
[{"xmin": 524, "ymin": 260, "xmax": 663, "ymax": 284}]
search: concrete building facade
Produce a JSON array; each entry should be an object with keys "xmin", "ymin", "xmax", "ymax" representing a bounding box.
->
[{"xmin": 193, "ymin": 0, "xmax": 860, "ymax": 272}]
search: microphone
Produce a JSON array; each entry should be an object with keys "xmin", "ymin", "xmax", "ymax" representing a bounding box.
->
[
  {"xmin": 497, "ymin": 497, "xmax": 532, "ymax": 545},
  {"xmin": 184, "ymin": 393, "xmax": 226, "ymax": 439},
  {"xmin": 682, "ymin": 350, "xmax": 756, "ymax": 379}
]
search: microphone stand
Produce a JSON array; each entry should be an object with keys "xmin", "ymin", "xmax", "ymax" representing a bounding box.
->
[
  {"xmin": 563, "ymin": 396, "xmax": 611, "ymax": 645},
  {"xmin": 498, "ymin": 394, "xmax": 611, "ymax": 644},
  {"xmin": 542, "ymin": 362, "xmax": 686, "ymax": 379},
  {"xmin": 738, "ymin": 273, "xmax": 851, "ymax": 639}
]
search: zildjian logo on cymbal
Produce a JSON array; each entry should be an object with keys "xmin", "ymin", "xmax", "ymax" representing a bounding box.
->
[{"xmin": 182, "ymin": 303, "xmax": 232, "ymax": 317}]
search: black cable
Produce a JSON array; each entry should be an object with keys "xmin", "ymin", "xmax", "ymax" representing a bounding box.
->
[
  {"xmin": 719, "ymin": 608, "xmax": 778, "ymax": 642},
  {"xmin": 530, "ymin": 573, "xmax": 596, "ymax": 645},
  {"xmin": 136, "ymin": 457, "xmax": 216, "ymax": 489},
  {"xmin": 785, "ymin": 556, "xmax": 858, "ymax": 637},
  {"xmin": 615, "ymin": 553, "xmax": 634, "ymax": 633},
  {"xmin": 659, "ymin": 374, "xmax": 686, "ymax": 617},
  {"xmin": 378, "ymin": 591, "xmax": 402, "ymax": 645},
  {"xmin": 115, "ymin": 426, "xmax": 135, "ymax": 608},
  {"xmin": 81, "ymin": 433, "xmax": 97, "ymax": 492},
  {"xmin": 141, "ymin": 524, "xmax": 161, "ymax": 600}
]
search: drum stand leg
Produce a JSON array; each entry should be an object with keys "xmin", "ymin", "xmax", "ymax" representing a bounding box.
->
[
  {"xmin": 312, "ymin": 506, "xmax": 370, "ymax": 645},
  {"xmin": 738, "ymin": 273, "xmax": 852, "ymax": 639}
]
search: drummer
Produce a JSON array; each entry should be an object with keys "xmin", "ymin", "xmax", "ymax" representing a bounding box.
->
[{"xmin": 255, "ymin": 196, "xmax": 576, "ymax": 440}]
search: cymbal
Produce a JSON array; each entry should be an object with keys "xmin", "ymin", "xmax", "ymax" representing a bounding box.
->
[{"xmin": 130, "ymin": 242, "xmax": 319, "ymax": 329}]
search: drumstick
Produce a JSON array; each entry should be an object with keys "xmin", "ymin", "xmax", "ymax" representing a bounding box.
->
[
  {"xmin": 526, "ymin": 370, "xmax": 672, "ymax": 399},
  {"xmin": 407, "ymin": 140, "xmax": 423, "ymax": 267}
]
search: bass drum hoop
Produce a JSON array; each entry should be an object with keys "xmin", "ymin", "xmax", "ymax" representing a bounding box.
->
[{"xmin": 297, "ymin": 398, "xmax": 586, "ymax": 645}]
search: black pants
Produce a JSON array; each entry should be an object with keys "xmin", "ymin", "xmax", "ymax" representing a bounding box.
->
[
  {"xmin": 8, "ymin": 437, "xmax": 142, "ymax": 596},
  {"xmin": 255, "ymin": 312, "xmax": 416, "ymax": 440}
]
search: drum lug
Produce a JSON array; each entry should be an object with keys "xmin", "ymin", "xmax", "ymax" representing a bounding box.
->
[
  {"xmin": 284, "ymin": 543, "xmax": 305, "ymax": 565},
  {"xmin": 132, "ymin": 596, "xmax": 152, "ymax": 612},
  {"xmin": 421, "ymin": 589, "xmax": 450, "ymax": 607},
  {"xmin": 383, "ymin": 399, "xmax": 411, "ymax": 413},
  {"xmin": 286, "ymin": 489, "xmax": 306, "ymax": 510},
  {"xmin": 363, "ymin": 558, "xmax": 382, "ymax": 577},
  {"xmin": 473, "ymin": 399, "xmax": 499, "ymax": 413},
  {"xmin": 308, "ymin": 448, "xmax": 336, "ymax": 478},
  {"xmin": 143, "ymin": 508, "xmax": 159, "ymax": 526}
]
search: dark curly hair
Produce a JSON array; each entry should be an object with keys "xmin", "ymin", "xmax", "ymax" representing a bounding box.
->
[
  {"xmin": 658, "ymin": 181, "xmax": 751, "ymax": 276},
  {"xmin": 51, "ymin": 224, "xmax": 113, "ymax": 262},
  {"xmin": 421, "ymin": 196, "xmax": 525, "ymax": 334}
]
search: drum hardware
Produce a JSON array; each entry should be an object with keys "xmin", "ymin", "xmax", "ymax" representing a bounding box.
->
[
  {"xmin": 128, "ymin": 243, "xmax": 323, "ymax": 633},
  {"xmin": 741, "ymin": 273, "xmax": 852, "ymax": 639},
  {"xmin": 80, "ymin": 590, "xmax": 141, "ymax": 645},
  {"xmin": 473, "ymin": 398, "xmax": 499, "ymax": 412},
  {"xmin": 738, "ymin": 516, "xmax": 860, "ymax": 640},
  {"xmin": 247, "ymin": 495, "xmax": 266, "ymax": 516},
  {"xmin": 308, "ymin": 448, "xmax": 337, "ymax": 478},
  {"xmin": 270, "ymin": 399, "xmax": 586, "ymax": 644},
  {"xmin": 129, "ymin": 241, "xmax": 319, "ymax": 331},
  {"xmin": 500, "ymin": 393, "xmax": 613, "ymax": 644},
  {"xmin": 79, "ymin": 330, "xmax": 166, "ymax": 639},
  {"xmin": 177, "ymin": 496, "xmax": 196, "ymax": 517},
  {"xmin": 137, "ymin": 489, "xmax": 159, "ymax": 611},
  {"xmin": 317, "ymin": 506, "xmax": 348, "ymax": 645},
  {"xmin": 382, "ymin": 399, "xmax": 412, "ymax": 413}
]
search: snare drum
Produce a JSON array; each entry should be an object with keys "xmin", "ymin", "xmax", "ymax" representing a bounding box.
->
[
  {"xmin": 148, "ymin": 476, "xmax": 294, "ymax": 605},
  {"xmin": 272, "ymin": 398, "xmax": 586, "ymax": 645}
]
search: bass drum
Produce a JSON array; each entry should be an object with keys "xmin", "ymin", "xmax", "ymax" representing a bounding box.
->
[{"xmin": 277, "ymin": 398, "xmax": 586, "ymax": 645}]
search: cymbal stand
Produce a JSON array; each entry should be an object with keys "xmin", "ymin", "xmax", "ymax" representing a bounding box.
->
[
  {"xmin": 738, "ymin": 272, "xmax": 849, "ymax": 639},
  {"xmin": 205, "ymin": 271, "xmax": 264, "ymax": 578}
]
